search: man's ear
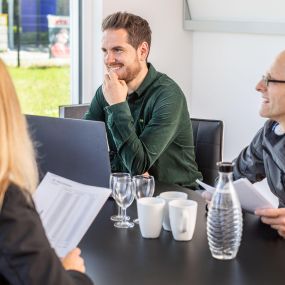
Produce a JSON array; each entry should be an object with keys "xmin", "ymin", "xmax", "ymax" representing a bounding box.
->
[{"xmin": 138, "ymin": 42, "xmax": 149, "ymax": 61}]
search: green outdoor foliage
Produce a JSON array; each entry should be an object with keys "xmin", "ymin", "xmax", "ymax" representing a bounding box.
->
[{"xmin": 9, "ymin": 66, "xmax": 70, "ymax": 117}]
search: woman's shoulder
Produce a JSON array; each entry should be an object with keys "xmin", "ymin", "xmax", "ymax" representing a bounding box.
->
[
  {"xmin": 0, "ymin": 184, "xmax": 36, "ymax": 228},
  {"xmin": 3, "ymin": 183, "xmax": 33, "ymax": 209}
]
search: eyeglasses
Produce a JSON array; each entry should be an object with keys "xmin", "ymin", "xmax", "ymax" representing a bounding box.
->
[{"xmin": 262, "ymin": 75, "xmax": 285, "ymax": 87}]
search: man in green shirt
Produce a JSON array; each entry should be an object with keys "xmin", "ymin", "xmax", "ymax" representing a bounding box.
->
[{"xmin": 84, "ymin": 11, "xmax": 202, "ymax": 188}]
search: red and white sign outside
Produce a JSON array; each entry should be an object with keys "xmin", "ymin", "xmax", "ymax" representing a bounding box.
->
[{"xmin": 47, "ymin": 15, "xmax": 70, "ymax": 58}]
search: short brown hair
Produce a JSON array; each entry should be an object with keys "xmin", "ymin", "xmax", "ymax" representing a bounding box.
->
[{"xmin": 102, "ymin": 12, "xmax": 152, "ymax": 50}]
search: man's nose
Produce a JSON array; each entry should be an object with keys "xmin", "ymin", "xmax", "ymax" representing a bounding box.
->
[
  {"xmin": 256, "ymin": 78, "xmax": 267, "ymax": 92},
  {"xmin": 105, "ymin": 52, "xmax": 115, "ymax": 65}
]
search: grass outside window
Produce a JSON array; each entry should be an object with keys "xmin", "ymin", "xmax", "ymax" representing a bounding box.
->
[{"xmin": 9, "ymin": 66, "xmax": 70, "ymax": 117}]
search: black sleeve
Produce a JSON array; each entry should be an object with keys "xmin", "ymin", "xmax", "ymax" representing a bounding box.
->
[{"xmin": 0, "ymin": 185, "xmax": 93, "ymax": 285}]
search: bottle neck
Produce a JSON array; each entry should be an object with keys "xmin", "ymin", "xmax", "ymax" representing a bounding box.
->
[
  {"xmin": 216, "ymin": 172, "xmax": 233, "ymax": 190},
  {"xmin": 219, "ymin": 172, "xmax": 233, "ymax": 181}
]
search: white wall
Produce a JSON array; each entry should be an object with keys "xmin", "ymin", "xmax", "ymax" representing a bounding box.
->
[
  {"xmin": 84, "ymin": 0, "xmax": 193, "ymax": 106},
  {"xmin": 190, "ymin": 33, "xmax": 285, "ymax": 161},
  {"xmin": 186, "ymin": 0, "xmax": 285, "ymax": 161}
]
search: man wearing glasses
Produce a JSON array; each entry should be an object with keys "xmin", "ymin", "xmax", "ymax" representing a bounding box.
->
[{"xmin": 233, "ymin": 50, "xmax": 285, "ymax": 238}]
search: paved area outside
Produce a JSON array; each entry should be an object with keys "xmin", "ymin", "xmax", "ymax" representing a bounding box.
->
[{"xmin": 0, "ymin": 48, "xmax": 70, "ymax": 67}]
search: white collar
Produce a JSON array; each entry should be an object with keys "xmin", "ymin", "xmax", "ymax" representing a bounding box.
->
[{"xmin": 274, "ymin": 123, "xmax": 285, "ymax": 136}]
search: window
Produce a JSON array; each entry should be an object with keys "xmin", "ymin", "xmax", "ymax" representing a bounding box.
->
[{"xmin": 0, "ymin": 0, "xmax": 73, "ymax": 117}]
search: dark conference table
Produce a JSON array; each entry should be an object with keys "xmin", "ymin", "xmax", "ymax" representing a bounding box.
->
[{"xmin": 79, "ymin": 182, "xmax": 285, "ymax": 285}]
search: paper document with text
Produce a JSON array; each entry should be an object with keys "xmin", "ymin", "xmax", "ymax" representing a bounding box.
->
[{"xmin": 33, "ymin": 172, "xmax": 111, "ymax": 257}]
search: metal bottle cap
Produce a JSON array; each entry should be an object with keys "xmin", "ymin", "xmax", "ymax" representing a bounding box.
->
[{"xmin": 217, "ymin": 161, "xmax": 234, "ymax": 173}]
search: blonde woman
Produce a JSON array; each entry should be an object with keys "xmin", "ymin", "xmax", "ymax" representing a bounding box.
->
[{"xmin": 0, "ymin": 59, "xmax": 93, "ymax": 285}]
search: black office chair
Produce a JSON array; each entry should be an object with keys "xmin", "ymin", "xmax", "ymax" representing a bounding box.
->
[
  {"xmin": 59, "ymin": 103, "xmax": 89, "ymax": 119},
  {"xmin": 191, "ymin": 118, "xmax": 224, "ymax": 186}
]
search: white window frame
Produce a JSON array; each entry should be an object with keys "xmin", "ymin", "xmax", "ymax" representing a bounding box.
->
[
  {"xmin": 70, "ymin": 0, "xmax": 80, "ymax": 104},
  {"xmin": 70, "ymin": 0, "xmax": 103, "ymax": 104}
]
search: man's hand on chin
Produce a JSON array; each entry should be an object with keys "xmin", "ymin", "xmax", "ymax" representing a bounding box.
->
[{"xmin": 103, "ymin": 70, "xmax": 128, "ymax": 106}]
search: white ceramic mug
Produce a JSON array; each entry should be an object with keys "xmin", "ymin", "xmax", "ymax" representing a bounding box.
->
[
  {"xmin": 169, "ymin": 199, "xmax": 198, "ymax": 241},
  {"xmin": 159, "ymin": 191, "xmax": 188, "ymax": 231},
  {"xmin": 137, "ymin": 197, "xmax": 165, "ymax": 238}
]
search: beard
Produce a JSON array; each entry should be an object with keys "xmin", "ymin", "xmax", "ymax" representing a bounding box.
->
[
  {"xmin": 108, "ymin": 58, "xmax": 142, "ymax": 84},
  {"xmin": 120, "ymin": 64, "xmax": 141, "ymax": 83}
]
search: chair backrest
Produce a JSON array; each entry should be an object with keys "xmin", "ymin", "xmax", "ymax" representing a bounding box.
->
[
  {"xmin": 59, "ymin": 103, "xmax": 90, "ymax": 119},
  {"xmin": 191, "ymin": 118, "xmax": 223, "ymax": 186}
]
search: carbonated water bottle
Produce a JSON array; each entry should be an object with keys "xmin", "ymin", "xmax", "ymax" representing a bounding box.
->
[{"xmin": 207, "ymin": 162, "xmax": 243, "ymax": 260}]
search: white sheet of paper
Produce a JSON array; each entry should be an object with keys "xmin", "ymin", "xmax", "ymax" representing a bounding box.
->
[
  {"xmin": 33, "ymin": 172, "xmax": 111, "ymax": 257},
  {"xmin": 233, "ymin": 178, "xmax": 276, "ymax": 213},
  {"xmin": 196, "ymin": 178, "xmax": 278, "ymax": 213},
  {"xmin": 196, "ymin": 180, "xmax": 215, "ymax": 193},
  {"xmin": 253, "ymin": 178, "xmax": 279, "ymax": 208}
]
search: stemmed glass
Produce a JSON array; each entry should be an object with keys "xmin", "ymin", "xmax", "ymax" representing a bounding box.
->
[
  {"xmin": 110, "ymin": 173, "xmax": 130, "ymax": 222},
  {"xmin": 133, "ymin": 175, "xmax": 155, "ymax": 224},
  {"xmin": 113, "ymin": 176, "xmax": 135, "ymax": 228}
]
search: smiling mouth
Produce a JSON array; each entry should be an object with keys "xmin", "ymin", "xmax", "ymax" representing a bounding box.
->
[
  {"xmin": 108, "ymin": 65, "xmax": 123, "ymax": 72},
  {"xmin": 262, "ymin": 97, "xmax": 269, "ymax": 104}
]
